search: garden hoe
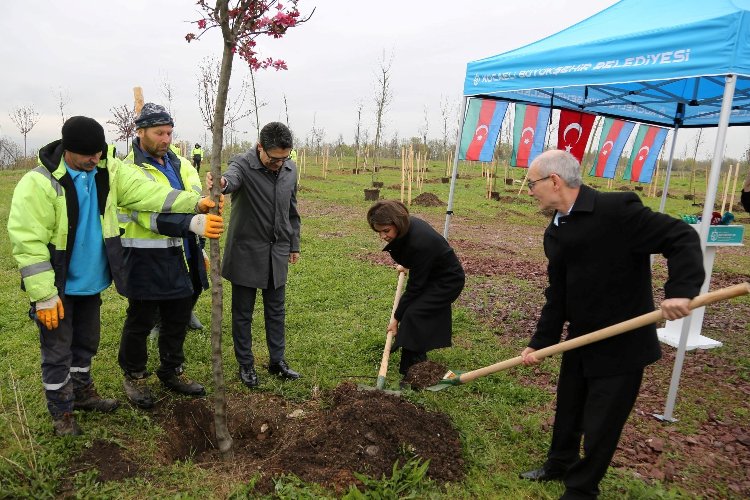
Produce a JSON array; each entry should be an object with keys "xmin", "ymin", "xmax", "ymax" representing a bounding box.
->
[
  {"xmin": 359, "ymin": 269, "xmax": 407, "ymax": 395},
  {"xmin": 427, "ymin": 282, "xmax": 750, "ymax": 391}
]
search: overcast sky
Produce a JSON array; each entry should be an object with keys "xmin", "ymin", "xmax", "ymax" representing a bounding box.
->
[{"xmin": 2, "ymin": 0, "xmax": 748, "ymax": 160}]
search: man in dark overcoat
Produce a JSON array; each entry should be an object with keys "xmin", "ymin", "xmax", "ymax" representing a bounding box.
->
[
  {"xmin": 214, "ymin": 122, "xmax": 301, "ymax": 388},
  {"xmin": 519, "ymin": 149, "xmax": 705, "ymax": 499}
]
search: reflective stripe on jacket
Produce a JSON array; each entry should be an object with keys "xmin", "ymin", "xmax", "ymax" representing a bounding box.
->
[
  {"xmin": 7, "ymin": 140, "xmax": 202, "ymax": 303},
  {"xmin": 118, "ymin": 144, "xmax": 208, "ymax": 300}
]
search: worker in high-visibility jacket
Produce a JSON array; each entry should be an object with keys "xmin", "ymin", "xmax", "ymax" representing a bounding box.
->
[
  {"xmin": 191, "ymin": 143, "xmax": 204, "ymax": 172},
  {"xmin": 7, "ymin": 116, "xmax": 220, "ymax": 436},
  {"xmin": 117, "ymin": 103, "xmax": 223, "ymax": 410}
]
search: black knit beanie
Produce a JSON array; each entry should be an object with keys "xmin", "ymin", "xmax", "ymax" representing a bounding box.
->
[
  {"xmin": 61, "ymin": 116, "xmax": 107, "ymax": 155},
  {"xmin": 135, "ymin": 103, "xmax": 174, "ymax": 129}
]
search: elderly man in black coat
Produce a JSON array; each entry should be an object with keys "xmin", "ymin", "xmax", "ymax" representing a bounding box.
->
[{"xmin": 519, "ymin": 150, "xmax": 705, "ymax": 499}]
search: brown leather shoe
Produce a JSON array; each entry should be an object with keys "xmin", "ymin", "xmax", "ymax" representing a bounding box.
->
[
  {"xmin": 52, "ymin": 412, "xmax": 82, "ymax": 437},
  {"xmin": 123, "ymin": 373, "xmax": 155, "ymax": 409},
  {"xmin": 74, "ymin": 383, "xmax": 120, "ymax": 412}
]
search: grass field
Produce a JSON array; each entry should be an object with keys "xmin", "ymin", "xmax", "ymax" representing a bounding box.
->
[{"xmin": 0, "ymin": 156, "xmax": 748, "ymax": 499}]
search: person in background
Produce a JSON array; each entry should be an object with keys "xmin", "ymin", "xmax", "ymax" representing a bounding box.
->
[
  {"xmin": 518, "ymin": 149, "xmax": 704, "ymax": 499},
  {"xmin": 366, "ymin": 200, "xmax": 465, "ymax": 384},
  {"xmin": 7, "ymin": 116, "xmax": 217, "ymax": 435},
  {"xmin": 192, "ymin": 143, "xmax": 204, "ymax": 173},
  {"xmin": 207, "ymin": 122, "xmax": 301, "ymax": 388},
  {"xmin": 741, "ymin": 167, "xmax": 750, "ymax": 213},
  {"xmin": 117, "ymin": 103, "xmax": 223, "ymax": 409}
]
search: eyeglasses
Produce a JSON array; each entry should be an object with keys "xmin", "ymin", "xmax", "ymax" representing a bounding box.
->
[
  {"xmin": 266, "ymin": 153, "xmax": 291, "ymax": 164},
  {"xmin": 527, "ymin": 175, "xmax": 552, "ymax": 190}
]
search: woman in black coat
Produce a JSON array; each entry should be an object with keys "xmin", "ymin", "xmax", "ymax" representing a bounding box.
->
[{"xmin": 367, "ymin": 200, "xmax": 465, "ymax": 377}]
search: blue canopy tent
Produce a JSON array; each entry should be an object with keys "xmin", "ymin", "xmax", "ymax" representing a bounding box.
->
[{"xmin": 445, "ymin": 0, "xmax": 750, "ymax": 420}]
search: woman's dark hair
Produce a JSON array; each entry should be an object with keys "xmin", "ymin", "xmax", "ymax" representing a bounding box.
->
[
  {"xmin": 367, "ymin": 200, "xmax": 411, "ymax": 236},
  {"xmin": 259, "ymin": 122, "xmax": 293, "ymax": 150}
]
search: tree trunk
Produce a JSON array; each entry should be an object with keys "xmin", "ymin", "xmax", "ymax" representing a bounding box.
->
[{"xmin": 209, "ymin": 11, "xmax": 235, "ymax": 459}]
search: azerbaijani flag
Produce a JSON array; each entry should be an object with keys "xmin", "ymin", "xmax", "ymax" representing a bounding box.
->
[
  {"xmin": 622, "ymin": 125, "xmax": 668, "ymax": 183},
  {"xmin": 588, "ymin": 118, "xmax": 635, "ymax": 178},
  {"xmin": 511, "ymin": 104, "xmax": 551, "ymax": 167},
  {"xmin": 557, "ymin": 110, "xmax": 596, "ymax": 163},
  {"xmin": 458, "ymin": 98, "xmax": 509, "ymax": 161}
]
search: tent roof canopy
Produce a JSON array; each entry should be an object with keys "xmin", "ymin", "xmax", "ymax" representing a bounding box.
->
[{"xmin": 464, "ymin": 0, "xmax": 750, "ymax": 128}]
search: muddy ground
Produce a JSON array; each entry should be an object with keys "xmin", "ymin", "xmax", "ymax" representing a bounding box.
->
[
  {"xmin": 68, "ymin": 195, "xmax": 750, "ymax": 497},
  {"xmin": 69, "ymin": 383, "xmax": 463, "ymax": 495}
]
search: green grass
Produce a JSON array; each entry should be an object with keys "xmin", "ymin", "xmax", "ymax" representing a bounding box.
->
[{"xmin": 0, "ymin": 159, "xmax": 746, "ymax": 498}]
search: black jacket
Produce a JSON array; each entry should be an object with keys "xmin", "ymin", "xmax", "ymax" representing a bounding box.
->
[
  {"xmin": 529, "ymin": 185, "xmax": 704, "ymax": 377},
  {"xmin": 384, "ymin": 217, "xmax": 465, "ymax": 352}
]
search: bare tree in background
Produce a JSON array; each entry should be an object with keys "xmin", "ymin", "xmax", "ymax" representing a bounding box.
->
[
  {"xmin": 354, "ymin": 101, "xmax": 364, "ymax": 173},
  {"xmin": 9, "ymin": 105, "xmax": 40, "ymax": 158},
  {"xmin": 107, "ymin": 105, "xmax": 137, "ymax": 155},
  {"xmin": 309, "ymin": 113, "xmax": 324, "ymax": 164},
  {"xmin": 248, "ymin": 67, "xmax": 267, "ymax": 142},
  {"xmin": 372, "ymin": 50, "xmax": 394, "ymax": 178},
  {"xmin": 439, "ymin": 95, "xmax": 452, "ymax": 169},
  {"xmin": 0, "ymin": 136, "xmax": 23, "ymax": 169},
  {"xmin": 283, "ymin": 93, "xmax": 290, "ymax": 128},
  {"xmin": 54, "ymin": 88, "xmax": 70, "ymax": 127},
  {"xmin": 160, "ymin": 74, "xmax": 177, "ymax": 122},
  {"xmin": 196, "ymin": 56, "xmax": 254, "ymax": 150},
  {"xmin": 688, "ymin": 129, "xmax": 705, "ymax": 198},
  {"xmin": 418, "ymin": 104, "xmax": 429, "ymax": 156}
]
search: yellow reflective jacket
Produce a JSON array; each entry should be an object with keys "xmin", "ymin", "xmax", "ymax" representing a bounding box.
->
[
  {"xmin": 118, "ymin": 142, "xmax": 208, "ymax": 300},
  {"xmin": 7, "ymin": 140, "xmax": 202, "ymax": 303}
]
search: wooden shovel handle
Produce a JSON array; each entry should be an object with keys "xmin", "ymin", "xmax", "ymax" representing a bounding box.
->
[
  {"xmin": 377, "ymin": 271, "xmax": 407, "ymax": 379},
  {"xmin": 458, "ymin": 282, "xmax": 750, "ymax": 384}
]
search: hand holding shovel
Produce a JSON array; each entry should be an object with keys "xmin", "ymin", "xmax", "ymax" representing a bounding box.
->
[{"xmin": 427, "ymin": 282, "xmax": 750, "ymax": 391}]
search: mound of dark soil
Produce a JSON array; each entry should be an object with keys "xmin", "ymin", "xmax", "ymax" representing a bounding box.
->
[
  {"xmin": 91, "ymin": 383, "xmax": 466, "ymax": 494},
  {"xmin": 411, "ymin": 192, "xmax": 445, "ymax": 206},
  {"xmin": 403, "ymin": 360, "xmax": 449, "ymax": 390}
]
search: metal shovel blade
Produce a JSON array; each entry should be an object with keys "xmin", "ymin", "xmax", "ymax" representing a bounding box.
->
[{"xmin": 425, "ymin": 370, "xmax": 464, "ymax": 391}]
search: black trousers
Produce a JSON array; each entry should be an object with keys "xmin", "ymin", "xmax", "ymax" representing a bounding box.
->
[
  {"xmin": 37, "ymin": 293, "xmax": 101, "ymax": 417},
  {"xmin": 231, "ymin": 281, "xmax": 286, "ymax": 367},
  {"xmin": 119, "ymin": 295, "xmax": 193, "ymax": 380},
  {"xmin": 398, "ymin": 348, "xmax": 426, "ymax": 376},
  {"xmin": 193, "ymin": 156, "xmax": 201, "ymax": 172},
  {"xmin": 545, "ymin": 352, "xmax": 644, "ymax": 499}
]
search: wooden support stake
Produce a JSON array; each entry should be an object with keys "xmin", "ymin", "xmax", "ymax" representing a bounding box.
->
[
  {"xmin": 728, "ymin": 163, "xmax": 740, "ymax": 211},
  {"xmin": 133, "ymin": 87, "xmax": 144, "ymax": 115}
]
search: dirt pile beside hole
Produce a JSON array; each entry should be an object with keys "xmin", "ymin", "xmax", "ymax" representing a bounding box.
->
[
  {"xmin": 403, "ymin": 360, "xmax": 449, "ymax": 390},
  {"xmin": 69, "ymin": 439, "xmax": 140, "ymax": 482},
  {"xmin": 150, "ymin": 384, "xmax": 463, "ymax": 493},
  {"xmin": 264, "ymin": 383, "xmax": 464, "ymax": 489},
  {"xmin": 411, "ymin": 192, "xmax": 445, "ymax": 206}
]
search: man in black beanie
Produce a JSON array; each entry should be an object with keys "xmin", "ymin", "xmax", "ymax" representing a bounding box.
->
[
  {"xmin": 7, "ymin": 116, "xmax": 221, "ymax": 436},
  {"xmin": 117, "ymin": 103, "xmax": 220, "ymax": 409}
]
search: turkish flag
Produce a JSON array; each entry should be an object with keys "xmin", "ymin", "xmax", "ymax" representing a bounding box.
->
[{"xmin": 557, "ymin": 110, "xmax": 595, "ymax": 163}]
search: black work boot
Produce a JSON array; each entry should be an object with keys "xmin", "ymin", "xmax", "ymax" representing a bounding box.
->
[
  {"xmin": 159, "ymin": 366, "xmax": 206, "ymax": 396},
  {"xmin": 123, "ymin": 372, "xmax": 155, "ymax": 409},
  {"xmin": 239, "ymin": 365, "xmax": 259, "ymax": 388},
  {"xmin": 268, "ymin": 360, "xmax": 300, "ymax": 380},
  {"xmin": 52, "ymin": 412, "xmax": 82, "ymax": 437},
  {"xmin": 74, "ymin": 382, "xmax": 120, "ymax": 412}
]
